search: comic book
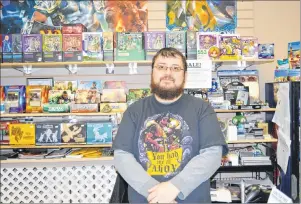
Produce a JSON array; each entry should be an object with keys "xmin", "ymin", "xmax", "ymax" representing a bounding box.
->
[
  {"xmin": 116, "ymin": 32, "xmax": 145, "ymax": 61},
  {"xmin": 83, "ymin": 32, "xmax": 103, "ymax": 61},
  {"xmin": 103, "ymin": 32, "xmax": 114, "ymax": 61},
  {"xmin": 86, "ymin": 123, "xmax": 113, "ymax": 144},
  {"xmin": 219, "ymin": 34, "xmax": 242, "ymax": 60},
  {"xmin": 166, "ymin": 31, "xmax": 186, "ymax": 56},
  {"xmin": 9, "ymin": 124, "xmax": 35, "ymax": 145},
  {"xmin": 62, "ymin": 34, "xmax": 83, "ymax": 62},
  {"xmin": 61, "ymin": 123, "xmax": 87, "ymax": 144},
  {"xmin": 197, "ymin": 32, "xmax": 219, "ymax": 60},
  {"xmin": 22, "ymin": 34, "xmax": 43, "ymax": 62},
  {"xmin": 144, "ymin": 32, "xmax": 165, "ymax": 60},
  {"xmin": 42, "ymin": 34, "xmax": 63, "ymax": 62},
  {"xmin": 35, "ymin": 123, "xmax": 61, "ymax": 145},
  {"xmin": 241, "ymin": 37, "xmax": 258, "ymax": 59}
]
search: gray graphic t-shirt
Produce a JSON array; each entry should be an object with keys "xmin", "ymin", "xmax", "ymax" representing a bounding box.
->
[{"xmin": 113, "ymin": 94, "xmax": 228, "ymax": 203}]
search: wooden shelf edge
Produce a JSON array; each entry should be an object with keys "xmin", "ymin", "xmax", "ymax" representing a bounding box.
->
[{"xmin": 0, "ymin": 144, "xmax": 112, "ymax": 149}]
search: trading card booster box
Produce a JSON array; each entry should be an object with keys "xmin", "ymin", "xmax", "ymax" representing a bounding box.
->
[
  {"xmin": 86, "ymin": 123, "xmax": 113, "ymax": 144},
  {"xmin": 26, "ymin": 85, "xmax": 50, "ymax": 113},
  {"xmin": 4, "ymin": 85, "xmax": 26, "ymax": 113},
  {"xmin": 36, "ymin": 123, "xmax": 61, "ymax": 145},
  {"xmin": 61, "ymin": 123, "xmax": 87, "ymax": 144},
  {"xmin": 22, "ymin": 34, "xmax": 43, "ymax": 62},
  {"xmin": 43, "ymin": 34, "xmax": 63, "ymax": 62},
  {"xmin": 63, "ymin": 34, "xmax": 83, "ymax": 62}
]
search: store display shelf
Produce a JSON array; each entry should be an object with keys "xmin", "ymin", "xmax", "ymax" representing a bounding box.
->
[
  {"xmin": 217, "ymin": 165, "xmax": 273, "ymax": 173},
  {"xmin": 0, "ymin": 144, "xmax": 112, "ymax": 149},
  {"xmin": 0, "ymin": 112, "xmax": 119, "ymax": 118},
  {"xmin": 215, "ymin": 108, "xmax": 276, "ymax": 113},
  {"xmin": 227, "ymin": 136, "xmax": 277, "ymax": 144}
]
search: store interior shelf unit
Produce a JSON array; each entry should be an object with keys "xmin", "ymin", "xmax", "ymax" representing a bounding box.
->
[
  {"xmin": 0, "ymin": 108, "xmax": 276, "ymax": 118},
  {"xmin": 0, "ymin": 59, "xmax": 274, "ymax": 69}
]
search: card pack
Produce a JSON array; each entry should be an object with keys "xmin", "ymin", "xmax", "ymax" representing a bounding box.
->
[
  {"xmin": 86, "ymin": 123, "xmax": 113, "ymax": 144},
  {"xmin": 26, "ymin": 85, "xmax": 50, "ymax": 113},
  {"xmin": 63, "ymin": 34, "xmax": 83, "ymax": 62},
  {"xmin": 103, "ymin": 32, "xmax": 114, "ymax": 61},
  {"xmin": 219, "ymin": 34, "xmax": 241, "ymax": 60},
  {"xmin": 144, "ymin": 32, "xmax": 165, "ymax": 60},
  {"xmin": 61, "ymin": 123, "xmax": 86, "ymax": 144},
  {"xmin": 42, "ymin": 34, "xmax": 63, "ymax": 62},
  {"xmin": 22, "ymin": 34, "xmax": 43, "ymax": 62},
  {"xmin": 35, "ymin": 123, "xmax": 61, "ymax": 145},
  {"xmin": 4, "ymin": 85, "xmax": 26, "ymax": 113},
  {"xmin": 9, "ymin": 124, "xmax": 35, "ymax": 145},
  {"xmin": 83, "ymin": 32, "xmax": 103, "ymax": 61}
]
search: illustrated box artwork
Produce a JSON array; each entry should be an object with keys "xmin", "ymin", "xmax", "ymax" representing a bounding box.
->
[
  {"xmin": 241, "ymin": 37, "xmax": 258, "ymax": 59},
  {"xmin": 2, "ymin": 34, "xmax": 13, "ymax": 63},
  {"xmin": 166, "ymin": 31, "xmax": 186, "ymax": 57},
  {"xmin": 258, "ymin": 43, "xmax": 274, "ymax": 59},
  {"xmin": 42, "ymin": 34, "xmax": 63, "ymax": 62},
  {"xmin": 103, "ymin": 32, "xmax": 114, "ymax": 61},
  {"xmin": 86, "ymin": 123, "xmax": 113, "ymax": 144},
  {"xmin": 219, "ymin": 34, "xmax": 241, "ymax": 60},
  {"xmin": 197, "ymin": 32, "xmax": 219, "ymax": 60},
  {"xmin": 22, "ymin": 34, "xmax": 43, "ymax": 62},
  {"xmin": 12, "ymin": 34, "xmax": 23, "ymax": 62},
  {"xmin": 78, "ymin": 80, "xmax": 102, "ymax": 92},
  {"xmin": 35, "ymin": 123, "xmax": 61, "ymax": 145},
  {"xmin": 83, "ymin": 32, "xmax": 103, "ymax": 61},
  {"xmin": 186, "ymin": 31, "xmax": 197, "ymax": 60},
  {"xmin": 53, "ymin": 80, "xmax": 78, "ymax": 94},
  {"xmin": 61, "ymin": 123, "xmax": 87, "ymax": 144},
  {"xmin": 9, "ymin": 124, "xmax": 35, "ymax": 145},
  {"xmin": 63, "ymin": 34, "xmax": 83, "ymax": 62},
  {"xmin": 4, "ymin": 85, "xmax": 26, "ymax": 113},
  {"xmin": 26, "ymin": 85, "xmax": 50, "ymax": 113},
  {"xmin": 144, "ymin": 32, "xmax": 165, "ymax": 60},
  {"xmin": 75, "ymin": 90, "xmax": 100, "ymax": 104}
]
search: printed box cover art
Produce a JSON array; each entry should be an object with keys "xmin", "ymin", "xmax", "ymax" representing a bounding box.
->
[
  {"xmin": 35, "ymin": 123, "xmax": 61, "ymax": 145},
  {"xmin": 2, "ymin": 34, "xmax": 12, "ymax": 53},
  {"xmin": 144, "ymin": 32, "xmax": 165, "ymax": 50},
  {"xmin": 4, "ymin": 85, "xmax": 26, "ymax": 113},
  {"xmin": 186, "ymin": 31, "xmax": 197, "ymax": 60},
  {"xmin": 166, "ymin": 31, "xmax": 186, "ymax": 54},
  {"xmin": 258, "ymin": 43, "xmax": 274, "ymax": 59},
  {"xmin": 48, "ymin": 90, "xmax": 73, "ymax": 104},
  {"xmin": 103, "ymin": 81, "xmax": 126, "ymax": 89},
  {"xmin": 12, "ymin": 34, "xmax": 22, "ymax": 53},
  {"xmin": 101, "ymin": 89, "xmax": 127, "ymax": 103},
  {"xmin": 61, "ymin": 123, "xmax": 87, "ymax": 144},
  {"xmin": 22, "ymin": 34, "xmax": 42, "ymax": 53},
  {"xmin": 219, "ymin": 34, "xmax": 241, "ymax": 60},
  {"xmin": 43, "ymin": 34, "xmax": 62, "ymax": 52},
  {"xmin": 197, "ymin": 32, "xmax": 220, "ymax": 60},
  {"xmin": 75, "ymin": 90, "xmax": 100, "ymax": 104},
  {"xmin": 26, "ymin": 85, "xmax": 50, "ymax": 113},
  {"xmin": 9, "ymin": 124, "xmax": 35, "ymax": 145},
  {"xmin": 77, "ymin": 80, "xmax": 102, "ymax": 92},
  {"xmin": 62, "ymin": 34, "xmax": 82, "ymax": 51},
  {"xmin": 53, "ymin": 80, "xmax": 78, "ymax": 94},
  {"xmin": 86, "ymin": 123, "xmax": 113, "ymax": 144},
  {"xmin": 83, "ymin": 32, "xmax": 103, "ymax": 61},
  {"xmin": 103, "ymin": 32, "xmax": 114, "ymax": 51},
  {"xmin": 241, "ymin": 37, "xmax": 258, "ymax": 59}
]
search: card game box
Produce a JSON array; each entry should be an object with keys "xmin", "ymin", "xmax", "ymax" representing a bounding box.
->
[
  {"xmin": 35, "ymin": 123, "xmax": 61, "ymax": 145},
  {"xmin": 258, "ymin": 43, "xmax": 274, "ymax": 59},
  {"xmin": 9, "ymin": 123, "xmax": 35, "ymax": 145},
  {"xmin": 219, "ymin": 34, "xmax": 242, "ymax": 60},
  {"xmin": 187, "ymin": 31, "xmax": 197, "ymax": 60},
  {"xmin": 103, "ymin": 81, "xmax": 126, "ymax": 89},
  {"xmin": 53, "ymin": 80, "xmax": 77, "ymax": 94},
  {"xmin": 71, "ymin": 103, "xmax": 98, "ymax": 113},
  {"xmin": 0, "ymin": 120, "xmax": 19, "ymax": 144},
  {"xmin": 241, "ymin": 37, "xmax": 258, "ymax": 59},
  {"xmin": 11, "ymin": 34, "xmax": 23, "ymax": 62},
  {"xmin": 48, "ymin": 90, "xmax": 73, "ymax": 104},
  {"xmin": 83, "ymin": 32, "xmax": 103, "ymax": 61},
  {"xmin": 166, "ymin": 31, "xmax": 186, "ymax": 57},
  {"xmin": 103, "ymin": 32, "xmax": 114, "ymax": 61},
  {"xmin": 86, "ymin": 123, "xmax": 113, "ymax": 144},
  {"xmin": 197, "ymin": 32, "xmax": 220, "ymax": 60},
  {"xmin": 43, "ymin": 103, "xmax": 70, "ymax": 113},
  {"xmin": 75, "ymin": 89, "xmax": 100, "ymax": 104},
  {"xmin": 42, "ymin": 34, "xmax": 63, "ymax": 62},
  {"xmin": 62, "ymin": 24, "xmax": 87, "ymax": 34},
  {"xmin": 61, "ymin": 123, "xmax": 87, "ymax": 144},
  {"xmin": 127, "ymin": 89, "xmax": 151, "ymax": 103},
  {"xmin": 116, "ymin": 32, "xmax": 145, "ymax": 61},
  {"xmin": 2, "ymin": 34, "xmax": 13, "ymax": 63},
  {"xmin": 101, "ymin": 89, "xmax": 127, "ymax": 103},
  {"xmin": 62, "ymin": 34, "xmax": 83, "ymax": 62},
  {"xmin": 26, "ymin": 85, "xmax": 50, "ymax": 113},
  {"xmin": 4, "ymin": 85, "xmax": 26, "ymax": 113},
  {"xmin": 78, "ymin": 80, "xmax": 102, "ymax": 92},
  {"xmin": 100, "ymin": 103, "xmax": 127, "ymax": 113},
  {"xmin": 22, "ymin": 34, "xmax": 43, "ymax": 62},
  {"xmin": 144, "ymin": 32, "xmax": 165, "ymax": 60}
]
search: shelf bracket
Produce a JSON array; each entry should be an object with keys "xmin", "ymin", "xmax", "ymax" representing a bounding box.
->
[
  {"xmin": 14, "ymin": 65, "xmax": 39, "ymax": 75},
  {"xmin": 128, "ymin": 62, "xmax": 138, "ymax": 74},
  {"xmin": 105, "ymin": 63, "xmax": 115, "ymax": 74},
  {"xmin": 212, "ymin": 62, "xmax": 223, "ymax": 71},
  {"xmin": 66, "ymin": 64, "xmax": 78, "ymax": 74},
  {"xmin": 237, "ymin": 61, "xmax": 255, "ymax": 70}
]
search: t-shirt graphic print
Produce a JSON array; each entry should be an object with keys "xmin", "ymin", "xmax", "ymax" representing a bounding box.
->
[{"xmin": 138, "ymin": 112, "xmax": 193, "ymax": 179}]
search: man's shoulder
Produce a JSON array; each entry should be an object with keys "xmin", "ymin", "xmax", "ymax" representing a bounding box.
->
[{"xmin": 183, "ymin": 94, "xmax": 210, "ymax": 107}]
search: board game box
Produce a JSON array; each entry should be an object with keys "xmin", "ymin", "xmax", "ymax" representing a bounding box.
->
[
  {"xmin": 103, "ymin": 81, "xmax": 126, "ymax": 89},
  {"xmin": 77, "ymin": 80, "xmax": 102, "ymax": 92},
  {"xmin": 48, "ymin": 90, "xmax": 73, "ymax": 104},
  {"xmin": 116, "ymin": 32, "xmax": 145, "ymax": 61},
  {"xmin": 42, "ymin": 34, "xmax": 63, "ymax": 62},
  {"xmin": 35, "ymin": 123, "xmax": 61, "ymax": 145},
  {"xmin": 83, "ymin": 32, "xmax": 103, "ymax": 61},
  {"xmin": 2, "ymin": 34, "xmax": 12, "ymax": 63},
  {"xmin": 103, "ymin": 32, "xmax": 114, "ymax": 61},
  {"xmin": 9, "ymin": 124, "xmax": 35, "ymax": 145},
  {"xmin": 144, "ymin": 32, "xmax": 165, "ymax": 60},
  {"xmin": 12, "ymin": 34, "xmax": 23, "ymax": 62},
  {"xmin": 187, "ymin": 31, "xmax": 197, "ymax": 60},
  {"xmin": 219, "ymin": 34, "xmax": 242, "ymax": 60},
  {"xmin": 4, "ymin": 85, "xmax": 26, "ymax": 113},
  {"xmin": 71, "ymin": 104, "xmax": 98, "ymax": 113},
  {"xmin": 197, "ymin": 32, "xmax": 220, "ymax": 60},
  {"xmin": 0, "ymin": 120, "xmax": 19, "ymax": 144},
  {"xmin": 86, "ymin": 123, "xmax": 113, "ymax": 144},
  {"xmin": 101, "ymin": 89, "xmax": 127, "ymax": 103},
  {"xmin": 62, "ymin": 34, "xmax": 83, "ymax": 62},
  {"xmin": 100, "ymin": 103, "xmax": 127, "ymax": 113},
  {"xmin": 61, "ymin": 123, "xmax": 87, "ymax": 144},
  {"xmin": 241, "ymin": 37, "xmax": 258, "ymax": 59},
  {"xmin": 75, "ymin": 89, "xmax": 100, "ymax": 104},
  {"xmin": 166, "ymin": 31, "xmax": 186, "ymax": 56},
  {"xmin": 22, "ymin": 34, "xmax": 43, "ymax": 62},
  {"xmin": 26, "ymin": 85, "xmax": 50, "ymax": 113},
  {"xmin": 258, "ymin": 43, "xmax": 274, "ymax": 59},
  {"xmin": 62, "ymin": 24, "xmax": 87, "ymax": 34},
  {"xmin": 53, "ymin": 80, "xmax": 77, "ymax": 94}
]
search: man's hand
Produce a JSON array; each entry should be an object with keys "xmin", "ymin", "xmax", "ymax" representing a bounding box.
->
[{"xmin": 147, "ymin": 182, "xmax": 180, "ymax": 203}]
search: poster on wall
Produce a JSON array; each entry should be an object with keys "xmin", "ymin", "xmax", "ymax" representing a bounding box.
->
[
  {"xmin": 166, "ymin": 0, "xmax": 237, "ymax": 33},
  {"xmin": 0, "ymin": 0, "xmax": 148, "ymax": 34}
]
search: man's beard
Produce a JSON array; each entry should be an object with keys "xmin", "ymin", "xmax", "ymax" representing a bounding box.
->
[{"xmin": 150, "ymin": 75, "xmax": 185, "ymax": 100}]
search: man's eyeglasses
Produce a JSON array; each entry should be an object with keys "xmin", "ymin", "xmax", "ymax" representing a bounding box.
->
[{"xmin": 154, "ymin": 65, "xmax": 184, "ymax": 72}]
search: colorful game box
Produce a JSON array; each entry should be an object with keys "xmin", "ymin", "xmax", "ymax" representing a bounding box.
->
[
  {"xmin": 258, "ymin": 43, "xmax": 274, "ymax": 59},
  {"xmin": 144, "ymin": 32, "xmax": 165, "ymax": 60},
  {"xmin": 42, "ymin": 34, "xmax": 63, "ymax": 62},
  {"xmin": 103, "ymin": 81, "xmax": 126, "ymax": 89},
  {"xmin": 71, "ymin": 104, "xmax": 98, "ymax": 113},
  {"xmin": 12, "ymin": 34, "xmax": 23, "ymax": 62},
  {"xmin": 26, "ymin": 85, "xmax": 50, "ymax": 113},
  {"xmin": 288, "ymin": 41, "xmax": 300, "ymax": 69},
  {"xmin": 2, "ymin": 34, "xmax": 13, "ymax": 63},
  {"xmin": 116, "ymin": 32, "xmax": 145, "ymax": 61},
  {"xmin": 53, "ymin": 80, "xmax": 77, "ymax": 94},
  {"xmin": 22, "ymin": 34, "xmax": 43, "ymax": 62},
  {"xmin": 127, "ymin": 89, "xmax": 151, "ymax": 102},
  {"xmin": 241, "ymin": 37, "xmax": 258, "ymax": 59},
  {"xmin": 0, "ymin": 86, "xmax": 5, "ymax": 113},
  {"xmin": 0, "ymin": 120, "xmax": 19, "ymax": 144},
  {"xmin": 83, "ymin": 32, "xmax": 103, "ymax": 61},
  {"xmin": 103, "ymin": 32, "xmax": 114, "ymax": 61},
  {"xmin": 62, "ymin": 34, "xmax": 83, "ymax": 62},
  {"xmin": 61, "ymin": 123, "xmax": 87, "ymax": 144},
  {"xmin": 62, "ymin": 24, "xmax": 87, "ymax": 34},
  {"xmin": 101, "ymin": 89, "xmax": 127, "ymax": 103},
  {"xmin": 86, "ymin": 123, "xmax": 113, "ymax": 144},
  {"xmin": 197, "ymin": 32, "xmax": 220, "ymax": 60},
  {"xmin": 48, "ymin": 90, "xmax": 73, "ymax": 104},
  {"xmin": 75, "ymin": 90, "xmax": 100, "ymax": 104},
  {"xmin": 274, "ymin": 69, "xmax": 289, "ymax": 82},
  {"xmin": 43, "ymin": 103, "xmax": 70, "ymax": 113},
  {"xmin": 77, "ymin": 80, "xmax": 102, "ymax": 92},
  {"xmin": 166, "ymin": 31, "xmax": 186, "ymax": 56},
  {"xmin": 4, "ymin": 85, "xmax": 26, "ymax": 113},
  {"xmin": 187, "ymin": 31, "xmax": 197, "ymax": 60},
  {"xmin": 9, "ymin": 124, "xmax": 35, "ymax": 145},
  {"xmin": 35, "ymin": 123, "xmax": 61, "ymax": 145},
  {"xmin": 219, "ymin": 34, "xmax": 242, "ymax": 60},
  {"xmin": 99, "ymin": 103, "xmax": 127, "ymax": 113}
]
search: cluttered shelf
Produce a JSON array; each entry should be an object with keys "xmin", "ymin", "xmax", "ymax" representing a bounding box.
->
[
  {"xmin": 0, "ymin": 144, "xmax": 112, "ymax": 149},
  {"xmin": 227, "ymin": 136, "xmax": 278, "ymax": 144},
  {"xmin": 217, "ymin": 165, "xmax": 274, "ymax": 172}
]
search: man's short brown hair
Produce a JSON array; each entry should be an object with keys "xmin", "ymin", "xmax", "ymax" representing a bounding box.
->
[{"xmin": 152, "ymin": 47, "xmax": 187, "ymax": 71}]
